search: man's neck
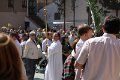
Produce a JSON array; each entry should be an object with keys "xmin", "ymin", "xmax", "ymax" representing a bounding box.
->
[{"xmin": 80, "ymin": 36, "xmax": 87, "ymax": 41}]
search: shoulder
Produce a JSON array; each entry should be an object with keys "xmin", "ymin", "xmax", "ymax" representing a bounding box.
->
[
  {"xmin": 57, "ymin": 40, "xmax": 62, "ymax": 46},
  {"xmin": 86, "ymin": 36, "xmax": 103, "ymax": 43},
  {"xmin": 76, "ymin": 39, "xmax": 84, "ymax": 47},
  {"xmin": 42, "ymin": 39, "xmax": 47, "ymax": 43},
  {"xmin": 26, "ymin": 39, "xmax": 33, "ymax": 45},
  {"xmin": 82, "ymin": 36, "xmax": 107, "ymax": 48}
]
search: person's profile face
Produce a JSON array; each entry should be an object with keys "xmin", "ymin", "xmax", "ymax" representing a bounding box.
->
[
  {"xmin": 86, "ymin": 29, "xmax": 93, "ymax": 39},
  {"xmin": 53, "ymin": 33, "xmax": 59, "ymax": 41},
  {"xmin": 48, "ymin": 33, "xmax": 53, "ymax": 39},
  {"xmin": 30, "ymin": 34, "xmax": 36, "ymax": 40}
]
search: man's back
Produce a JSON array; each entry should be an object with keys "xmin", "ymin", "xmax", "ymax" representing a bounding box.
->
[
  {"xmin": 75, "ymin": 16, "xmax": 120, "ymax": 80},
  {"xmin": 82, "ymin": 33, "xmax": 120, "ymax": 80}
]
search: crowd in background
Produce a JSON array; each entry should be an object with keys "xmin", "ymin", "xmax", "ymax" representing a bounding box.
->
[
  {"xmin": 0, "ymin": 15, "xmax": 120, "ymax": 80},
  {"xmin": 0, "ymin": 24, "xmax": 79, "ymax": 80}
]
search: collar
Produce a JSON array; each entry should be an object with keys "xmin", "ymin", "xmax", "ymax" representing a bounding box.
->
[{"xmin": 103, "ymin": 33, "xmax": 116, "ymax": 39}]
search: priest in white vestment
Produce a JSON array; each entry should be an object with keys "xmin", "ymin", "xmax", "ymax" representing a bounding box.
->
[{"xmin": 45, "ymin": 32, "xmax": 63, "ymax": 80}]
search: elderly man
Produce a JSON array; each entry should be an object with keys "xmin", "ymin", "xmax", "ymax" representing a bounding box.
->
[
  {"xmin": 42, "ymin": 31, "xmax": 53, "ymax": 55},
  {"xmin": 75, "ymin": 16, "xmax": 120, "ymax": 80},
  {"xmin": 23, "ymin": 31, "xmax": 39, "ymax": 80}
]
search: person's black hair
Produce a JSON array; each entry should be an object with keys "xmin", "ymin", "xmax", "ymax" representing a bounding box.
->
[
  {"xmin": 61, "ymin": 36, "xmax": 68, "ymax": 45},
  {"xmin": 103, "ymin": 15, "xmax": 120, "ymax": 34}
]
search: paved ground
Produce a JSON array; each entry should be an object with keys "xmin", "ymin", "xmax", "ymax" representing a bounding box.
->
[{"xmin": 34, "ymin": 67, "xmax": 45, "ymax": 80}]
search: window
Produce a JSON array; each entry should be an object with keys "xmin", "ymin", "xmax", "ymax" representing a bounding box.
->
[
  {"xmin": 8, "ymin": 0, "xmax": 14, "ymax": 8},
  {"xmin": 22, "ymin": 0, "xmax": 27, "ymax": 8}
]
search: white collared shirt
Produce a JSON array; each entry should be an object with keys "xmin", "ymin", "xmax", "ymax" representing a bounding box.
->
[{"xmin": 77, "ymin": 33, "xmax": 120, "ymax": 80}]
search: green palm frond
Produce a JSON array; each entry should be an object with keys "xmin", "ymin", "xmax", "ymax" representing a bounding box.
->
[{"xmin": 86, "ymin": 0, "xmax": 105, "ymax": 33}]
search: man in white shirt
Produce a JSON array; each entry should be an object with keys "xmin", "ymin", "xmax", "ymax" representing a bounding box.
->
[
  {"xmin": 75, "ymin": 16, "xmax": 120, "ymax": 80},
  {"xmin": 42, "ymin": 32, "xmax": 53, "ymax": 55},
  {"xmin": 74, "ymin": 24, "xmax": 93, "ymax": 80},
  {"xmin": 45, "ymin": 32, "xmax": 63, "ymax": 80}
]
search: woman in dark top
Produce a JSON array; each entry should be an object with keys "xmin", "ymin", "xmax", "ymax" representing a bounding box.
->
[{"xmin": 61, "ymin": 36, "xmax": 72, "ymax": 64}]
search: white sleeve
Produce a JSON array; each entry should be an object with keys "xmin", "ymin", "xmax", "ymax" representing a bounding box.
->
[{"xmin": 76, "ymin": 41, "xmax": 89, "ymax": 65}]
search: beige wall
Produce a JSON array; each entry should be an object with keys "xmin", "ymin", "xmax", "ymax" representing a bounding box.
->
[
  {"xmin": 0, "ymin": 12, "xmax": 26, "ymax": 29},
  {"xmin": 0, "ymin": 0, "xmax": 27, "ymax": 29},
  {"xmin": 65, "ymin": 0, "xmax": 88, "ymax": 27},
  {"xmin": 0, "ymin": 0, "xmax": 26, "ymax": 12}
]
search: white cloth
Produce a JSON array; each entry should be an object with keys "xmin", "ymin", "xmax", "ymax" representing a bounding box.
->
[
  {"xmin": 15, "ymin": 40, "xmax": 22, "ymax": 57},
  {"xmin": 71, "ymin": 49, "xmax": 76, "ymax": 57},
  {"xmin": 45, "ymin": 40, "xmax": 63, "ymax": 80},
  {"xmin": 77, "ymin": 33, "xmax": 120, "ymax": 80},
  {"xmin": 75, "ymin": 39, "xmax": 85, "ymax": 80}
]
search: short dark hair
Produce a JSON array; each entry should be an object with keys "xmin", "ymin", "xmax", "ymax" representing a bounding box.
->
[
  {"xmin": 78, "ymin": 24, "xmax": 93, "ymax": 36},
  {"xmin": 103, "ymin": 15, "xmax": 120, "ymax": 34}
]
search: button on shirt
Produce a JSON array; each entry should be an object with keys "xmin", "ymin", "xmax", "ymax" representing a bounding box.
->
[{"xmin": 76, "ymin": 33, "xmax": 120, "ymax": 80}]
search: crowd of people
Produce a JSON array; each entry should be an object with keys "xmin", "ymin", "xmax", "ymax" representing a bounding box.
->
[{"xmin": 0, "ymin": 15, "xmax": 120, "ymax": 80}]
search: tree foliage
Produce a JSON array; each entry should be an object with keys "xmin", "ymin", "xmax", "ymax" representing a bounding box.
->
[
  {"xmin": 53, "ymin": 0, "xmax": 64, "ymax": 14},
  {"xmin": 86, "ymin": 0, "xmax": 105, "ymax": 33},
  {"xmin": 99, "ymin": 0, "xmax": 120, "ymax": 10}
]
